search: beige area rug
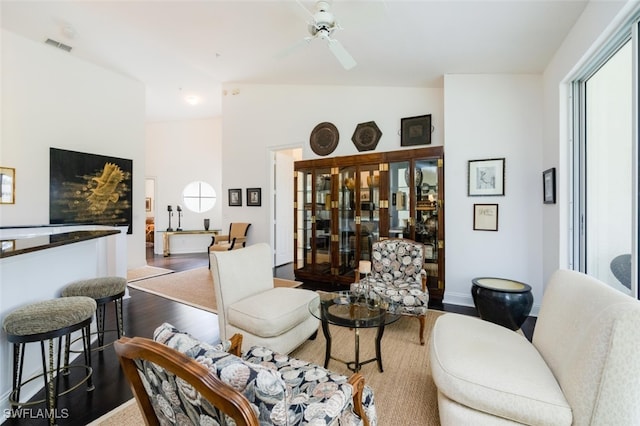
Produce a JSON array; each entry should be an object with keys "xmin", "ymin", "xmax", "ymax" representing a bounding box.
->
[
  {"xmin": 128, "ymin": 267, "xmax": 302, "ymax": 314},
  {"xmin": 126, "ymin": 265, "xmax": 173, "ymax": 282},
  {"xmin": 94, "ymin": 311, "xmax": 443, "ymax": 425},
  {"xmin": 291, "ymin": 312, "xmax": 443, "ymax": 425}
]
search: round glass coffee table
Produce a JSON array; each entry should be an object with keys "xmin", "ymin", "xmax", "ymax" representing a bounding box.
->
[{"xmin": 309, "ymin": 291, "xmax": 399, "ymax": 372}]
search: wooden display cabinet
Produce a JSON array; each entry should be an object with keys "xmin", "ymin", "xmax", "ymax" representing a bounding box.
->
[{"xmin": 294, "ymin": 147, "xmax": 444, "ymax": 304}]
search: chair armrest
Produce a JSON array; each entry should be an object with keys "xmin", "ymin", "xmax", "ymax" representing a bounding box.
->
[
  {"xmin": 228, "ymin": 236, "xmax": 247, "ymax": 250},
  {"xmin": 228, "ymin": 333, "xmax": 243, "ymax": 356},
  {"xmin": 421, "ymin": 269, "xmax": 427, "ymax": 291},
  {"xmin": 348, "ymin": 373, "xmax": 370, "ymax": 426},
  {"xmin": 214, "ymin": 234, "xmax": 230, "ymax": 244}
]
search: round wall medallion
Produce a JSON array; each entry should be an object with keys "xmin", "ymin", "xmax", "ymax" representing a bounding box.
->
[{"xmin": 310, "ymin": 122, "xmax": 339, "ymax": 156}]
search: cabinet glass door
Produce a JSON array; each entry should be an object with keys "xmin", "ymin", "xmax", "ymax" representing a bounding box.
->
[
  {"xmin": 295, "ymin": 170, "xmax": 313, "ymax": 271},
  {"xmin": 295, "ymin": 168, "xmax": 332, "ymax": 274},
  {"xmin": 389, "ymin": 161, "xmax": 411, "ymax": 238},
  {"xmin": 358, "ymin": 165, "xmax": 381, "ymax": 263},
  {"xmin": 338, "ymin": 166, "xmax": 356, "ymax": 276},
  {"xmin": 414, "ymin": 159, "xmax": 440, "ymax": 290},
  {"xmin": 314, "ymin": 168, "xmax": 332, "ymax": 274}
]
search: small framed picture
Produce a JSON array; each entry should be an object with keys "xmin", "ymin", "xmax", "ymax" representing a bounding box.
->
[
  {"xmin": 229, "ymin": 188, "xmax": 242, "ymax": 206},
  {"xmin": 401, "ymin": 114, "xmax": 432, "ymax": 146},
  {"xmin": 0, "ymin": 166, "xmax": 16, "ymax": 204},
  {"xmin": 145, "ymin": 197, "xmax": 152, "ymax": 212},
  {"xmin": 473, "ymin": 204, "xmax": 499, "ymax": 231},
  {"xmin": 424, "ymin": 243, "xmax": 435, "ymax": 260},
  {"xmin": 468, "ymin": 158, "xmax": 505, "ymax": 196},
  {"xmin": 247, "ymin": 188, "xmax": 261, "ymax": 207},
  {"xmin": 543, "ymin": 168, "xmax": 556, "ymax": 204}
]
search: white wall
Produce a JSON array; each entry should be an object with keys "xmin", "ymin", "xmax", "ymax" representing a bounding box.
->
[
  {"xmin": 542, "ymin": 0, "xmax": 634, "ymax": 286},
  {"xmin": 444, "ymin": 74, "xmax": 544, "ymax": 310},
  {"xmin": 145, "ymin": 118, "xmax": 223, "ymax": 254},
  {"xmin": 0, "ymin": 29, "xmax": 147, "ymax": 268},
  {"xmin": 221, "ymin": 84, "xmax": 443, "ymax": 249}
]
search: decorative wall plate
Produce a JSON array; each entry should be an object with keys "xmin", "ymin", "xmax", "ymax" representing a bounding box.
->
[
  {"xmin": 351, "ymin": 121, "xmax": 382, "ymax": 152},
  {"xmin": 310, "ymin": 122, "xmax": 339, "ymax": 156}
]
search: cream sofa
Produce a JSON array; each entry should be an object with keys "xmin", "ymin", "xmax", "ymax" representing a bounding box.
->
[{"xmin": 430, "ymin": 269, "xmax": 640, "ymax": 425}]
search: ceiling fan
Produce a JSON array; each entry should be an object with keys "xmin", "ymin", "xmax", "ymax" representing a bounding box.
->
[{"xmin": 286, "ymin": 0, "xmax": 357, "ymax": 70}]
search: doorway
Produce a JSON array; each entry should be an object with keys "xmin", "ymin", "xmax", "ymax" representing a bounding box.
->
[
  {"xmin": 145, "ymin": 178, "xmax": 156, "ymax": 256},
  {"xmin": 271, "ymin": 147, "xmax": 302, "ymax": 267}
]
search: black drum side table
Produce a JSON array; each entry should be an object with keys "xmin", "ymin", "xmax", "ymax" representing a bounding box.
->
[{"xmin": 471, "ymin": 277, "xmax": 533, "ymax": 331}]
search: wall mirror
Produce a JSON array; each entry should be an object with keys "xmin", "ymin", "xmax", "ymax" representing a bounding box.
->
[{"xmin": 0, "ymin": 167, "xmax": 15, "ymax": 204}]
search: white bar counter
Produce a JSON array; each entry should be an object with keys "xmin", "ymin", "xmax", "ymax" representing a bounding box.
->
[{"xmin": 0, "ymin": 224, "xmax": 127, "ymax": 419}]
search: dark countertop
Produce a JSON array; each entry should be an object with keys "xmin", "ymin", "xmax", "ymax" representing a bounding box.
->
[{"xmin": 0, "ymin": 230, "xmax": 121, "ymax": 258}]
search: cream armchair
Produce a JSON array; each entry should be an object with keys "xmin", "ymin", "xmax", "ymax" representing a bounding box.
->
[{"xmin": 210, "ymin": 242, "xmax": 320, "ymax": 354}]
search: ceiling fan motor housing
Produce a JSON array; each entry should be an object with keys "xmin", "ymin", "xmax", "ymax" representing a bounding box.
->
[{"xmin": 314, "ymin": 1, "xmax": 335, "ymax": 28}]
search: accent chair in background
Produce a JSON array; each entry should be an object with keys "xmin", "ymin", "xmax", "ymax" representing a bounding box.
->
[
  {"xmin": 208, "ymin": 222, "xmax": 251, "ymax": 268},
  {"xmin": 358, "ymin": 238, "xmax": 429, "ymax": 345}
]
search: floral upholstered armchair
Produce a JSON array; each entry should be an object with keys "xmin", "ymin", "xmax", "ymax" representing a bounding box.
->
[
  {"xmin": 115, "ymin": 323, "xmax": 377, "ymax": 426},
  {"xmin": 357, "ymin": 239, "xmax": 429, "ymax": 345}
]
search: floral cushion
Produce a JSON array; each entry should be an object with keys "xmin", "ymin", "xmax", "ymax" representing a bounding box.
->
[
  {"xmin": 147, "ymin": 323, "xmax": 375, "ymax": 426},
  {"xmin": 244, "ymin": 345, "xmax": 377, "ymax": 426},
  {"xmin": 365, "ymin": 239, "xmax": 429, "ymax": 316},
  {"xmin": 148, "ymin": 322, "xmax": 286, "ymax": 425}
]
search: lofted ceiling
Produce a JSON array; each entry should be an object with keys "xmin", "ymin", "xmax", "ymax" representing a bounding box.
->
[{"xmin": 1, "ymin": 0, "xmax": 588, "ymax": 121}]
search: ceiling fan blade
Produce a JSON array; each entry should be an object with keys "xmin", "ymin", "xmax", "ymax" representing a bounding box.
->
[
  {"xmin": 275, "ymin": 37, "xmax": 312, "ymax": 60},
  {"xmin": 327, "ymin": 38, "xmax": 356, "ymax": 70},
  {"xmin": 294, "ymin": 0, "xmax": 315, "ymax": 21}
]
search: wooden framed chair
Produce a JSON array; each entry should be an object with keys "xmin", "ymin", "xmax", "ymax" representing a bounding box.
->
[
  {"xmin": 208, "ymin": 222, "xmax": 251, "ymax": 268},
  {"xmin": 114, "ymin": 334, "xmax": 259, "ymax": 426},
  {"xmin": 115, "ymin": 325, "xmax": 376, "ymax": 426}
]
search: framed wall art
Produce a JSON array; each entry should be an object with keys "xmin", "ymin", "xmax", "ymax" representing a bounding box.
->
[
  {"xmin": 543, "ymin": 167, "xmax": 556, "ymax": 204},
  {"xmin": 468, "ymin": 158, "xmax": 505, "ymax": 196},
  {"xmin": 473, "ymin": 204, "xmax": 499, "ymax": 231},
  {"xmin": 247, "ymin": 188, "xmax": 261, "ymax": 207},
  {"xmin": 229, "ymin": 188, "xmax": 242, "ymax": 206},
  {"xmin": 49, "ymin": 148, "xmax": 133, "ymax": 233},
  {"xmin": 401, "ymin": 114, "xmax": 432, "ymax": 146},
  {"xmin": 0, "ymin": 167, "xmax": 15, "ymax": 204}
]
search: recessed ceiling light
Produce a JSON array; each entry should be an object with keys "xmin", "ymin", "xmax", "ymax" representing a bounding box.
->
[{"xmin": 184, "ymin": 95, "xmax": 200, "ymax": 105}]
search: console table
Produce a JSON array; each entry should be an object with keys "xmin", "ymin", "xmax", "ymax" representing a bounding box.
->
[{"xmin": 161, "ymin": 230, "xmax": 220, "ymax": 257}]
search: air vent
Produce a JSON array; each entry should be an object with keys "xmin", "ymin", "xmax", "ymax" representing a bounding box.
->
[{"xmin": 45, "ymin": 38, "xmax": 72, "ymax": 52}]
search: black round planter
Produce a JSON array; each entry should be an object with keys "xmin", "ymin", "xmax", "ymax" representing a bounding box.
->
[{"xmin": 471, "ymin": 277, "xmax": 533, "ymax": 331}]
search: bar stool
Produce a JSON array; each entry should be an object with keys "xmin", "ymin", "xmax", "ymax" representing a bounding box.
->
[
  {"xmin": 3, "ymin": 297, "xmax": 96, "ymax": 424},
  {"xmin": 61, "ymin": 276, "xmax": 127, "ymax": 351}
]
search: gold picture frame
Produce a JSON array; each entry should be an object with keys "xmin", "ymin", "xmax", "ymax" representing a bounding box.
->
[{"xmin": 0, "ymin": 167, "xmax": 15, "ymax": 204}]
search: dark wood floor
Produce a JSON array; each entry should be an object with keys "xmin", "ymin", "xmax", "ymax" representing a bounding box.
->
[{"xmin": 2, "ymin": 248, "xmax": 536, "ymax": 425}]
